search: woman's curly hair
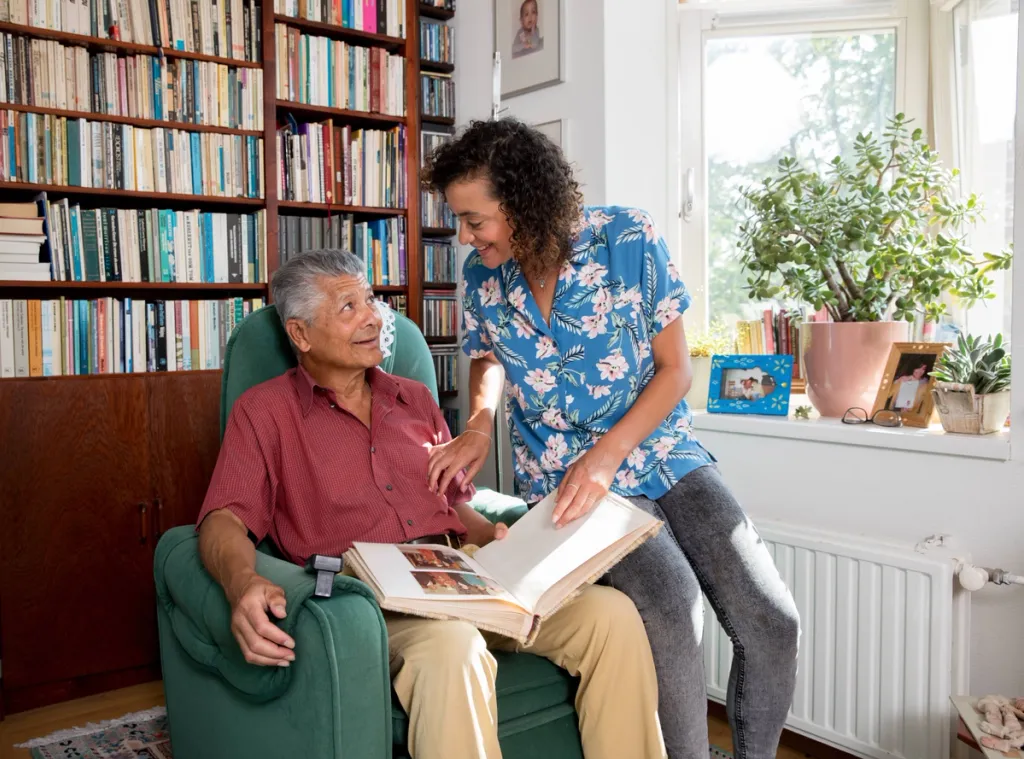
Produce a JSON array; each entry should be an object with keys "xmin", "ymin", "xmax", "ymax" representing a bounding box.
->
[{"xmin": 422, "ymin": 118, "xmax": 583, "ymax": 278}]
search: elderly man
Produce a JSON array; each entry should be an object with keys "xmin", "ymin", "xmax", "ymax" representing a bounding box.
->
[{"xmin": 196, "ymin": 249, "xmax": 667, "ymax": 759}]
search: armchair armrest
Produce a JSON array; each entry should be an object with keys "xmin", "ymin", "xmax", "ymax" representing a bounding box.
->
[
  {"xmin": 468, "ymin": 487, "xmax": 529, "ymax": 527},
  {"xmin": 154, "ymin": 526, "xmax": 389, "ymax": 708}
]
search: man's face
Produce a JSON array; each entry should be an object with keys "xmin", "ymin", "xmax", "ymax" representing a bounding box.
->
[{"xmin": 286, "ymin": 274, "xmax": 383, "ymax": 369}]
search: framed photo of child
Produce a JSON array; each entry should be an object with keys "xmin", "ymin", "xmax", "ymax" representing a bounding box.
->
[
  {"xmin": 871, "ymin": 342, "xmax": 949, "ymax": 428},
  {"xmin": 494, "ymin": 0, "xmax": 564, "ymax": 98},
  {"xmin": 707, "ymin": 355, "xmax": 794, "ymax": 416}
]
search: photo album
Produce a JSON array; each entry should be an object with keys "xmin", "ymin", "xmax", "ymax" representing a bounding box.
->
[{"xmin": 343, "ymin": 489, "xmax": 662, "ymax": 644}]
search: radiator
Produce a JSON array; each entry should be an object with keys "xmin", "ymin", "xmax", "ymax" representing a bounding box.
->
[{"xmin": 703, "ymin": 521, "xmax": 969, "ymax": 759}]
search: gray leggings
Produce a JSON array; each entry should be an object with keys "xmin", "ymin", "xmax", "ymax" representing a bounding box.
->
[{"xmin": 603, "ymin": 465, "xmax": 800, "ymax": 759}]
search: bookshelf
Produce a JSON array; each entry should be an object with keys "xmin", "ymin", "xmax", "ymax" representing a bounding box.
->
[
  {"xmin": 0, "ymin": 0, "xmax": 437, "ymax": 716},
  {"xmin": 417, "ymin": 0, "xmax": 457, "ymax": 429}
]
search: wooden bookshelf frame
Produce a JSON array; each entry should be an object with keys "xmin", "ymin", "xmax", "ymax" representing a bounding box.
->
[{"xmin": 0, "ymin": 0, "xmax": 434, "ymax": 376}]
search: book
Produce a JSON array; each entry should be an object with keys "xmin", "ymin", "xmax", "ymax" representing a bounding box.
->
[{"xmin": 343, "ymin": 489, "xmax": 662, "ymax": 644}]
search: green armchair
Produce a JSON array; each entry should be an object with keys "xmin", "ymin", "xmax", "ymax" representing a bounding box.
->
[{"xmin": 154, "ymin": 306, "xmax": 585, "ymax": 759}]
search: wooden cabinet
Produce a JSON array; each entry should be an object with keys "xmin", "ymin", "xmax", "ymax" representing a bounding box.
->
[{"xmin": 0, "ymin": 371, "xmax": 222, "ymax": 715}]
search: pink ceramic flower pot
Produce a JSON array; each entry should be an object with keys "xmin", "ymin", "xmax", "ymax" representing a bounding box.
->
[{"xmin": 802, "ymin": 321, "xmax": 910, "ymax": 418}]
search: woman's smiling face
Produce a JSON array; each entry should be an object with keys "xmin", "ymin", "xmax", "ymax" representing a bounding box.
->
[{"xmin": 445, "ymin": 176, "xmax": 516, "ymax": 269}]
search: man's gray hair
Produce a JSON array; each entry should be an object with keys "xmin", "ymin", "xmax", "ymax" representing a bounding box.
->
[{"xmin": 270, "ymin": 249, "xmax": 366, "ymax": 327}]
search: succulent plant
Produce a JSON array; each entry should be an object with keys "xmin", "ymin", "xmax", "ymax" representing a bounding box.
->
[{"xmin": 930, "ymin": 333, "xmax": 1011, "ymax": 395}]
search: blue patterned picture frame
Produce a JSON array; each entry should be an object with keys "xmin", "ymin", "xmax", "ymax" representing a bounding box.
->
[{"xmin": 707, "ymin": 354, "xmax": 795, "ymax": 416}]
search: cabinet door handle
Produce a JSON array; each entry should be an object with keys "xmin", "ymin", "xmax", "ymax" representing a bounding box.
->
[
  {"xmin": 153, "ymin": 498, "xmax": 164, "ymax": 539},
  {"xmin": 139, "ymin": 502, "xmax": 148, "ymax": 544}
]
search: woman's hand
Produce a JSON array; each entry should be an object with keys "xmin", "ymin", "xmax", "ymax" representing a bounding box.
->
[
  {"xmin": 427, "ymin": 428, "xmax": 492, "ymax": 496},
  {"xmin": 551, "ymin": 442, "xmax": 626, "ymax": 528}
]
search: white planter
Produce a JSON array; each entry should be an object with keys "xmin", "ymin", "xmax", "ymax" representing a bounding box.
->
[
  {"xmin": 687, "ymin": 356, "xmax": 712, "ymax": 411},
  {"xmin": 931, "ymin": 382, "xmax": 1011, "ymax": 435}
]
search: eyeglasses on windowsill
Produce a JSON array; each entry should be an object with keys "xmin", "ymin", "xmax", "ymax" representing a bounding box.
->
[{"xmin": 841, "ymin": 407, "xmax": 904, "ymax": 428}]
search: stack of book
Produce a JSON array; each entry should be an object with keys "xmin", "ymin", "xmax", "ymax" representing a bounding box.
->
[
  {"xmin": 422, "ymin": 289, "xmax": 457, "ymax": 338},
  {"xmin": 278, "ymin": 214, "xmax": 405, "ymax": 286},
  {"xmin": 420, "ymin": 18, "xmax": 453, "ymax": 64},
  {"xmin": 0, "ymin": 296, "xmax": 264, "ymax": 377},
  {"xmin": 8, "ymin": 0, "xmax": 262, "ymax": 61},
  {"xmin": 0, "ymin": 111, "xmax": 264, "ymax": 198},
  {"xmin": 275, "ymin": 26, "xmax": 405, "ymax": 115},
  {"xmin": 431, "ymin": 344, "xmax": 457, "ymax": 392},
  {"xmin": 423, "ymin": 239, "xmax": 456, "ymax": 282},
  {"xmin": 276, "ymin": 121, "xmax": 406, "ymax": 208},
  {"xmin": 44, "ymin": 201, "xmax": 266, "ymax": 283},
  {"xmin": 0, "ymin": 37, "xmax": 264, "ymax": 130},
  {"xmin": 420, "ymin": 72, "xmax": 454, "ymax": 120},
  {"xmin": 0, "ymin": 201, "xmax": 47, "ymax": 281},
  {"xmin": 274, "ymin": 0, "xmax": 406, "ymax": 38}
]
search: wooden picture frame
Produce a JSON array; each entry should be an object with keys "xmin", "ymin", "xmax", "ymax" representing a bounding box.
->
[
  {"xmin": 494, "ymin": 0, "xmax": 564, "ymax": 98},
  {"xmin": 707, "ymin": 354, "xmax": 794, "ymax": 416},
  {"xmin": 871, "ymin": 342, "xmax": 950, "ymax": 428}
]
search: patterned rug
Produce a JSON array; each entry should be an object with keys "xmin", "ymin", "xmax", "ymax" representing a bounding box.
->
[
  {"xmin": 15, "ymin": 707, "xmax": 172, "ymax": 759},
  {"xmin": 16, "ymin": 706, "xmax": 732, "ymax": 758}
]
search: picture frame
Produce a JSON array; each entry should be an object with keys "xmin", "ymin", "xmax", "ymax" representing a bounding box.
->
[
  {"xmin": 871, "ymin": 342, "xmax": 949, "ymax": 428},
  {"xmin": 494, "ymin": 0, "xmax": 564, "ymax": 98},
  {"xmin": 707, "ymin": 355, "xmax": 794, "ymax": 416},
  {"xmin": 533, "ymin": 118, "xmax": 564, "ymax": 149}
]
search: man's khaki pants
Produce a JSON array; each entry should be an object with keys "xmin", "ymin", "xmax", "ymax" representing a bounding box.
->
[{"xmin": 386, "ymin": 584, "xmax": 667, "ymax": 759}]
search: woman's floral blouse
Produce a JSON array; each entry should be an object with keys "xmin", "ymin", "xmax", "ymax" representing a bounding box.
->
[{"xmin": 461, "ymin": 206, "xmax": 715, "ymax": 503}]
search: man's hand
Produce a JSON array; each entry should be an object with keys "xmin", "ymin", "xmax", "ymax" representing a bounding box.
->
[
  {"xmin": 552, "ymin": 442, "xmax": 625, "ymax": 528},
  {"xmin": 464, "ymin": 521, "xmax": 509, "ymax": 549},
  {"xmin": 427, "ymin": 428, "xmax": 491, "ymax": 496},
  {"xmin": 228, "ymin": 572, "xmax": 296, "ymax": 667}
]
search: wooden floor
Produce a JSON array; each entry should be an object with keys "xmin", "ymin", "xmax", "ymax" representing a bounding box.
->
[{"xmin": 0, "ymin": 682, "xmax": 819, "ymax": 759}]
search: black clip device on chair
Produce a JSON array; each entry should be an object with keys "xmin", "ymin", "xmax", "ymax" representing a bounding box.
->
[{"xmin": 304, "ymin": 554, "xmax": 343, "ymax": 598}]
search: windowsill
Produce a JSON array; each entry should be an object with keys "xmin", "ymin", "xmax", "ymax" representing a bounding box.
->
[{"xmin": 691, "ymin": 400, "xmax": 1011, "ymax": 462}]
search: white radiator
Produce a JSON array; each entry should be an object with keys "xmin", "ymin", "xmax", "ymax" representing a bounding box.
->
[{"xmin": 703, "ymin": 521, "xmax": 969, "ymax": 759}]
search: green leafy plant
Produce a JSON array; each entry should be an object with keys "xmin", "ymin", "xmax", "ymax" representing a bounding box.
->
[
  {"xmin": 931, "ymin": 333, "xmax": 1011, "ymax": 394},
  {"xmin": 689, "ymin": 320, "xmax": 734, "ymax": 358},
  {"xmin": 737, "ymin": 113, "xmax": 1012, "ymax": 323}
]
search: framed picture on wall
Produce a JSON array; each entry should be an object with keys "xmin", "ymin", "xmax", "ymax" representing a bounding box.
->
[
  {"xmin": 495, "ymin": 0, "xmax": 564, "ymax": 98},
  {"xmin": 533, "ymin": 119, "xmax": 564, "ymax": 148}
]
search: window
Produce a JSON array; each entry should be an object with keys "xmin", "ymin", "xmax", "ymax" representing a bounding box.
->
[
  {"xmin": 676, "ymin": 1, "xmax": 930, "ymax": 331},
  {"xmin": 953, "ymin": 0, "xmax": 1017, "ymax": 342}
]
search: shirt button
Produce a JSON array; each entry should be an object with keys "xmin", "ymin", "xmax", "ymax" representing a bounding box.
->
[
  {"xmin": 370, "ymin": 446, "xmax": 376, "ymax": 453},
  {"xmin": 386, "ymin": 484, "xmax": 393, "ymax": 491},
  {"xmin": 407, "ymin": 519, "xmax": 414, "ymax": 526},
  {"xmin": 329, "ymin": 403, "xmax": 337, "ymax": 409}
]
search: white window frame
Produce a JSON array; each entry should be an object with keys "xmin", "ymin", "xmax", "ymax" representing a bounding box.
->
[{"xmin": 672, "ymin": 0, "xmax": 930, "ymax": 332}]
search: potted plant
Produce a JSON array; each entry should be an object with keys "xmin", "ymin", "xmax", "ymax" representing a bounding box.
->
[
  {"xmin": 930, "ymin": 333, "xmax": 1011, "ymax": 434},
  {"xmin": 686, "ymin": 321, "xmax": 733, "ymax": 411},
  {"xmin": 737, "ymin": 114, "xmax": 1011, "ymax": 417}
]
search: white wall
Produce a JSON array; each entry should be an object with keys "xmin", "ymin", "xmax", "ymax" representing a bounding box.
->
[{"xmin": 451, "ymin": 0, "xmax": 1024, "ymax": 700}]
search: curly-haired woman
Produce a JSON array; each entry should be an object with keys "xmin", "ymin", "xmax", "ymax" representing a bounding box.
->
[{"xmin": 423, "ymin": 118, "xmax": 800, "ymax": 759}]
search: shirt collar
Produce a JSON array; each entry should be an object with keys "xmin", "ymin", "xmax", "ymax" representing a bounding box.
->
[{"xmin": 294, "ymin": 363, "xmax": 403, "ymax": 417}]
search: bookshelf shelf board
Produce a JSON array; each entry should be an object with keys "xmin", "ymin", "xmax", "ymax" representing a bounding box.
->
[
  {"xmin": 272, "ymin": 14, "xmax": 406, "ymax": 49},
  {"xmin": 425, "ymin": 336, "xmax": 458, "ymax": 345},
  {"xmin": 0, "ymin": 182, "xmax": 265, "ymax": 207},
  {"xmin": 1, "ymin": 103, "xmax": 262, "ymax": 137},
  {"xmin": 275, "ymin": 100, "xmax": 406, "ymax": 126},
  {"xmin": 0, "ymin": 281, "xmax": 267, "ymax": 293},
  {"xmin": 373, "ymin": 285, "xmax": 408, "ymax": 293},
  {"xmin": 423, "ymin": 281, "xmax": 456, "ymax": 290},
  {"xmin": 277, "ymin": 201, "xmax": 407, "ymax": 216},
  {"xmin": 422, "ymin": 226, "xmax": 456, "ymax": 236},
  {"xmin": 420, "ymin": 113, "xmax": 455, "ymax": 126},
  {"xmin": 419, "ymin": 59, "xmax": 454, "ymax": 74},
  {"xmin": 0, "ymin": 22, "xmax": 262, "ymax": 68},
  {"xmin": 0, "ymin": 368, "xmax": 223, "ymax": 382},
  {"xmin": 438, "ymin": 389, "xmax": 457, "ymax": 398},
  {"xmin": 418, "ymin": 4, "xmax": 455, "ymax": 20}
]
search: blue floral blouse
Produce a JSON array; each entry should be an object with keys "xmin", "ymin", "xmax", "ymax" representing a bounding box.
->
[{"xmin": 461, "ymin": 205, "xmax": 715, "ymax": 504}]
